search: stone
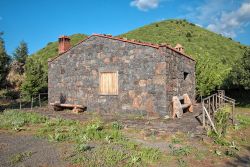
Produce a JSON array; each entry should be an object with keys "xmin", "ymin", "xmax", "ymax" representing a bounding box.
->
[
  {"xmin": 155, "ymin": 62, "xmax": 166, "ymax": 74},
  {"xmin": 103, "ymin": 57, "xmax": 110, "ymax": 64},
  {"xmin": 48, "ymin": 35, "xmax": 196, "ymax": 116},
  {"xmin": 132, "ymin": 95, "xmax": 142, "ymax": 109},
  {"xmin": 138, "ymin": 80, "xmax": 147, "ymax": 87},
  {"xmin": 128, "ymin": 90, "xmax": 136, "ymax": 98}
]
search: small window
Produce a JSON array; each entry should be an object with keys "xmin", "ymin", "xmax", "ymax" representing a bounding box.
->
[
  {"xmin": 184, "ymin": 72, "xmax": 189, "ymax": 80},
  {"xmin": 99, "ymin": 71, "xmax": 118, "ymax": 95},
  {"xmin": 60, "ymin": 68, "xmax": 65, "ymax": 74}
]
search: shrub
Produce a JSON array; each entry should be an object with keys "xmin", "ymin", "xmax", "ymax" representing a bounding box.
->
[{"xmin": 0, "ymin": 110, "xmax": 47, "ymax": 129}]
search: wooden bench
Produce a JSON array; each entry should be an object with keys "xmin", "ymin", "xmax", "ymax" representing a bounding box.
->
[
  {"xmin": 172, "ymin": 94, "xmax": 193, "ymax": 118},
  {"xmin": 50, "ymin": 103, "xmax": 86, "ymax": 113}
]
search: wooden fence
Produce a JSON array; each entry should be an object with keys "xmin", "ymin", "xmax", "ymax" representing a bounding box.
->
[
  {"xmin": 202, "ymin": 90, "xmax": 235, "ymax": 133},
  {"xmin": 19, "ymin": 93, "xmax": 48, "ymax": 109}
]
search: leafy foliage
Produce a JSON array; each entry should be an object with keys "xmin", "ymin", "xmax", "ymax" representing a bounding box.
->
[
  {"xmin": 21, "ymin": 58, "xmax": 47, "ymax": 96},
  {"xmin": 228, "ymin": 48, "xmax": 250, "ymax": 89},
  {"xmin": 0, "ymin": 32, "xmax": 11, "ymax": 87},
  {"xmin": 0, "ymin": 110, "xmax": 47, "ymax": 130},
  {"xmin": 21, "ymin": 34, "xmax": 87, "ymax": 96},
  {"xmin": 196, "ymin": 53, "xmax": 230, "ymax": 96},
  {"xmin": 13, "ymin": 41, "xmax": 28, "ymax": 65}
]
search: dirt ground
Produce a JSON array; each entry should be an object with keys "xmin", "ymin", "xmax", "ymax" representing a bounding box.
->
[
  {"xmin": 0, "ymin": 131, "xmax": 72, "ymax": 167},
  {"xmin": 0, "ymin": 105, "xmax": 250, "ymax": 167}
]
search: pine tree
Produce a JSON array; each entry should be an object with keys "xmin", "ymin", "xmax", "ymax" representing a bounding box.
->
[
  {"xmin": 21, "ymin": 58, "xmax": 47, "ymax": 96},
  {"xmin": 0, "ymin": 32, "xmax": 11, "ymax": 87},
  {"xmin": 13, "ymin": 41, "xmax": 28, "ymax": 65}
]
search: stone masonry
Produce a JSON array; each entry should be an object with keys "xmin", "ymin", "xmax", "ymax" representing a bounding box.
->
[{"xmin": 48, "ymin": 34, "xmax": 195, "ymax": 116}]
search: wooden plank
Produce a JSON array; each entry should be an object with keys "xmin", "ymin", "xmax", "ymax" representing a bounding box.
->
[
  {"xmin": 99, "ymin": 72, "xmax": 118, "ymax": 95},
  {"xmin": 183, "ymin": 94, "xmax": 193, "ymax": 112},
  {"xmin": 172, "ymin": 96, "xmax": 183, "ymax": 118},
  {"xmin": 203, "ymin": 106, "xmax": 217, "ymax": 133},
  {"xmin": 178, "ymin": 96, "xmax": 184, "ymax": 100},
  {"xmin": 181, "ymin": 103, "xmax": 191, "ymax": 109},
  {"xmin": 50, "ymin": 103, "xmax": 85, "ymax": 109}
]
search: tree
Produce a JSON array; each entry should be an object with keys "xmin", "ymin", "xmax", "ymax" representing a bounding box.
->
[
  {"xmin": 196, "ymin": 53, "xmax": 230, "ymax": 96},
  {"xmin": 0, "ymin": 32, "xmax": 11, "ymax": 87},
  {"xmin": 21, "ymin": 58, "xmax": 47, "ymax": 96},
  {"xmin": 229, "ymin": 48, "xmax": 250, "ymax": 89},
  {"xmin": 13, "ymin": 41, "xmax": 28, "ymax": 65}
]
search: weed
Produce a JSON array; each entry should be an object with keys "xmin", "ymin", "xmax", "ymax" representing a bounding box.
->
[
  {"xmin": 171, "ymin": 136, "xmax": 182, "ymax": 144},
  {"xmin": 75, "ymin": 143, "xmax": 91, "ymax": 152},
  {"xmin": 0, "ymin": 110, "xmax": 47, "ymax": 130},
  {"xmin": 139, "ymin": 147, "xmax": 161, "ymax": 162},
  {"xmin": 214, "ymin": 108, "xmax": 230, "ymax": 138},
  {"xmin": 169, "ymin": 144, "xmax": 192, "ymax": 156},
  {"xmin": 48, "ymin": 132, "xmax": 68, "ymax": 142},
  {"xmin": 237, "ymin": 114, "xmax": 250, "ymax": 128},
  {"xmin": 129, "ymin": 155, "xmax": 141, "ymax": 165},
  {"xmin": 214, "ymin": 149, "xmax": 222, "ymax": 156},
  {"xmin": 177, "ymin": 158, "xmax": 187, "ymax": 167},
  {"xmin": 111, "ymin": 121, "xmax": 123, "ymax": 130},
  {"xmin": 10, "ymin": 151, "xmax": 32, "ymax": 164}
]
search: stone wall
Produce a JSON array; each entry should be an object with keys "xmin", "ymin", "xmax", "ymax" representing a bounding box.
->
[{"xmin": 48, "ymin": 36, "xmax": 195, "ymax": 116}]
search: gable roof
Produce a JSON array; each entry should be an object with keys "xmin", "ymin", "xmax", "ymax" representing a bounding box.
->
[{"xmin": 48, "ymin": 34, "xmax": 195, "ymax": 62}]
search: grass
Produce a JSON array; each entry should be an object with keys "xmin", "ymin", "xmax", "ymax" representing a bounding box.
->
[
  {"xmin": 1, "ymin": 108, "xmax": 250, "ymax": 166},
  {"xmin": 0, "ymin": 110, "xmax": 47, "ymax": 130},
  {"xmin": 10, "ymin": 151, "xmax": 32, "ymax": 164},
  {"xmin": 0, "ymin": 110, "xmax": 165, "ymax": 166}
]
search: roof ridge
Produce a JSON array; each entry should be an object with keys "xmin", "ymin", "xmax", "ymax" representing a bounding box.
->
[{"xmin": 48, "ymin": 34, "xmax": 195, "ymax": 62}]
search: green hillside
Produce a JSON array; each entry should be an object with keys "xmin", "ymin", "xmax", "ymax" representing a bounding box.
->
[
  {"xmin": 25, "ymin": 19, "xmax": 248, "ymax": 96},
  {"xmin": 30, "ymin": 33, "xmax": 87, "ymax": 67},
  {"xmin": 120, "ymin": 19, "xmax": 246, "ymax": 64},
  {"xmin": 120, "ymin": 19, "xmax": 248, "ymax": 95}
]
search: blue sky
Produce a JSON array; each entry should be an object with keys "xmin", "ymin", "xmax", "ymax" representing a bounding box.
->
[{"xmin": 0, "ymin": 0, "xmax": 250, "ymax": 55}]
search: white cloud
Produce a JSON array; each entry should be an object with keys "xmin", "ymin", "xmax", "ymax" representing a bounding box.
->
[
  {"xmin": 184, "ymin": 0, "xmax": 250, "ymax": 38},
  {"xmin": 207, "ymin": 2, "xmax": 250, "ymax": 37},
  {"xmin": 130, "ymin": 0, "xmax": 159, "ymax": 11},
  {"xmin": 195, "ymin": 23, "xmax": 203, "ymax": 27}
]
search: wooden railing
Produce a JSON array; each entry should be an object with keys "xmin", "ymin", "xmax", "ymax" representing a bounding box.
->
[{"xmin": 202, "ymin": 90, "xmax": 235, "ymax": 133}]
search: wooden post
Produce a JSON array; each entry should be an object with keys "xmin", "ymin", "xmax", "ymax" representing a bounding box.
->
[
  {"xmin": 202, "ymin": 101, "xmax": 205, "ymax": 127},
  {"xmin": 19, "ymin": 94, "xmax": 22, "ymax": 110},
  {"xmin": 215, "ymin": 94, "xmax": 217, "ymax": 110},
  {"xmin": 39, "ymin": 94, "xmax": 41, "ymax": 107},
  {"xmin": 208, "ymin": 98, "xmax": 211, "ymax": 115},
  {"xmin": 232, "ymin": 101, "xmax": 235, "ymax": 124},
  {"xmin": 31, "ymin": 96, "xmax": 33, "ymax": 109}
]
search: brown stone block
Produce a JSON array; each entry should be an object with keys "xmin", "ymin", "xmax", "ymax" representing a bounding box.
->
[
  {"xmin": 153, "ymin": 75, "xmax": 165, "ymax": 85},
  {"xmin": 145, "ymin": 96, "xmax": 154, "ymax": 113},
  {"xmin": 155, "ymin": 62, "xmax": 166, "ymax": 74},
  {"xmin": 128, "ymin": 90, "xmax": 136, "ymax": 98},
  {"xmin": 138, "ymin": 80, "xmax": 147, "ymax": 87},
  {"xmin": 103, "ymin": 57, "xmax": 110, "ymax": 64},
  {"xmin": 132, "ymin": 95, "xmax": 142, "ymax": 109},
  {"xmin": 112, "ymin": 56, "xmax": 119, "ymax": 63},
  {"xmin": 165, "ymin": 84, "xmax": 173, "ymax": 91}
]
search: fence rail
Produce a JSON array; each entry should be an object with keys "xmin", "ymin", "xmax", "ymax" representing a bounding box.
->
[
  {"xmin": 202, "ymin": 90, "xmax": 235, "ymax": 133},
  {"xmin": 19, "ymin": 93, "xmax": 48, "ymax": 110}
]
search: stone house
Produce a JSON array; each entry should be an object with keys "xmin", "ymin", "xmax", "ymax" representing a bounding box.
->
[{"xmin": 48, "ymin": 34, "xmax": 195, "ymax": 116}]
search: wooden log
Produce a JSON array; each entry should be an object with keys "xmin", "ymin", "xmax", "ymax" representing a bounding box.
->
[
  {"xmin": 172, "ymin": 96, "xmax": 183, "ymax": 118},
  {"xmin": 183, "ymin": 94, "xmax": 193, "ymax": 112},
  {"xmin": 50, "ymin": 102, "xmax": 85, "ymax": 112},
  {"xmin": 72, "ymin": 107, "xmax": 84, "ymax": 114},
  {"xmin": 178, "ymin": 96, "xmax": 184, "ymax": 100},
  {"xmin": 181, "ymin": 103, "xmax": 191, "ymax": 109}
]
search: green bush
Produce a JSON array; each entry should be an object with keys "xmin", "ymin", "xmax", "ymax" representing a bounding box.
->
[{"xmin": 0, "ymin": 110, "xmax": 47, "ymax": 130}]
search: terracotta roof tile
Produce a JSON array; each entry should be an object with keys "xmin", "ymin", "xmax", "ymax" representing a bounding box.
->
[{"xmin": 48, "ymin": 34, "xmax": 195, "ymax": 62}]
